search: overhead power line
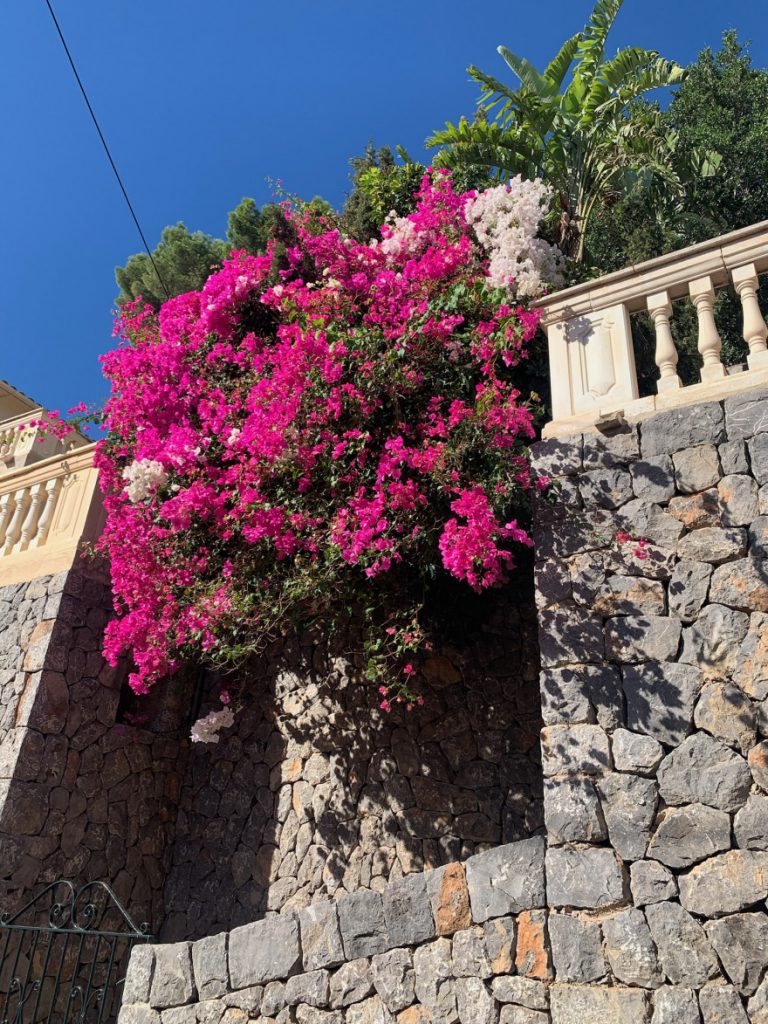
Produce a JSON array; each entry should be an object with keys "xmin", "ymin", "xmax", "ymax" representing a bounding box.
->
[{"xmin": 42, "ymin": 0, "xmax": 170, "ymax": 300}]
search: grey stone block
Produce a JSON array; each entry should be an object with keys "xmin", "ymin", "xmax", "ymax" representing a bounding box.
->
[
  {"xmin": 371, "ymin": 948, "xmax": 415, "ymax": 1014},
  {"xmin": 483, "ymin": 916, "xmax": 516, "ymax": 974},
  {"xmin": 118, "ymin": 1009, "xmax": 161, "ymax": 1024},
  {"xmin": 673, "ymin": 444, "xmax": 721, "ymax": 494},
  {"xmin": 412, "ymin": 939, "xmax": 456, "ymax": 1022},
  {"xmin": 294, "ymin": 1007, "xmax": 342, "ymax": 1024},
  {"xmin": 657, "ymin": 732, "xmax": 751, "ymax": 812},
  {"xmin": 718, "ymin": 475, "xmax": 759, "ymax": 526},
  {"xmin": 455, "ymin": 976, "xmax": 496, "ymax": 1024},
  {"xmin": 668, "ymin": 560, "xmax": 713, "ymax": 623},
  {"xmin": 648, "ymin": 804, "xmax": 731, "ymax": 869},
  {"xmin": 346, "ymin": 995, "xmax": 397, "ymax": 1024},
  {"xmin": 602, "ymin": 907, "xmax": 663, "ymax": 989},
  {"xmin": 150, "ymin": 943, "xmax": 196, "ymax": 1009},
  {"xmin": 228, "ymin": 915, "xmax": 301, "ymax": 988},
  {"xmin": 123, "ymin": 945, "xmax": 156, "ymax": 1004},
  {"xmin": 192, "ymin": 933, "xmax": 228, "ymax": 1000},
  {"xmin": 545, "ymin": 847, "xmax": 627, "ymax": 909},
  {"xmin": 750, "ymin": 432, "xmax": 768, "ymax": 484},
  {"xmin": 338, "ymin": 890, "xmax": 389, "ymax": 959},
  {"xmin": 698, "ymin": 985, "xmax": 748, "ymax": 1024},
  {"xmin": 582, "ymin": 425, "xmax": 640, "ymax": 468},
  {"xmin": 694, "ymin": 680, "xmax": 756, "ymax": 754},
  {"xmin": 550, "ymin": 984, "xmax": 650, "ymax": 1023},
  {"xmin": 734, "ymin": 612, "xmax": 768, "ymax": 699},
  {"xmin": 579, "ymin": 468, "xmax": 633, "ymax": 509},
  {"xmin": 680, "ymin": 604, "xmax": 751, "ymax": 677},
  {"xmin": 706, "ymin": 912, "xmax": 768, "ymax": 996},
  {"xmin": 725, "ymin": 387, "xmax": 768, "ymax": 440},
  {"xmin": 499, "ymin": 1008, "xmax": 549, "ymax": 1024},
  {"xmin": 538, "ymin": 608, "xmax": 605, "ymax": 667},
  {"xmin": 750, "ymin": 740, "xmax": 768, "ymax": 792},
  {"xmin": 540, "ymin": 724, "xmax": 611, "ymax": 777},
  {"xmin": 465, "ymin": 837, "xmax": 546, "ymax": 922},
  {"xmin": 594, "ymin": 576, "xmax": 666, "ymax": 617},
  {"xmin": 749, "ymin": 514, "xmax": 768, "ymax": 558},
  {"xmin": 452, "ymin": 927, "xmax": 492, "ymax": 978},
  {"xmin": 612, "ymin": 729, "xmax": 664, "ymax": 775},
  {"xmin": 631, "ymin": 456, "xmax": 676, "ymax": 503},
  {"xmin": 677, "ymin": 527, "xmax": 748, "ymax": 564},
  {"xmin": 645, "ymin": 901, "xmax": 720, "ymax": 988},
  {"xmin": 606, "ymin": 615, "xmax": 681, "ymax": 663},
  {"xmin": 735, "ymin": 795, "xmax": 768, "ymax": 850},
  {"xmin": 548, "ymin": 914, "xmax": 605, "ymax": 982},
  {"xmin": 329, "ymin": 959, "xmax": 373, "ymax": 1009},
  {"xmin": 531, "ymin": 436, "xmax": 582, "ymax": 477},
  {"xmin": 285, "ymin": 970, "xmax": 330, "ymax": 1008},
  {"xmin": 719, "ymin": 439, "xmax": 749, "ymax": 475},
  {"xmin": 597, "ymin": 772, "xmax": 658, "ymax": 861},
  {"xmin": 382, "ymin": 872, "xmax": 435, "ymax": 947},
  {"xmin": 544, "ymin": 776, "xmax": 607, "ymax": 844},
  {"xmin": 630, "ymin": 861, "xmax": 678, "ymax": 906},
  {"xmin": 679, "ymin": 850, "xmax": 768, "ymax": 916},
  {"xmin": 709, "ymin": 558, "xmax": 768, "ymax": 613},
  {"xmin": 641, "ymin": 402, "xmax": 725, "ymax": 456},
  {"xmin": 617, "ymin": 499, "xmax": 684, "ymax": 549},
  {"xmin": 298, "ymin": 902, "xmax": 345, "ymax": 972},
  {"xmin": 623, "ymin": 662, "xmax": 701, "ymax": 746},
  {"xmin": 651, "ymin": 988, "xmax": 700, "ymax": 1024},
  {"xmin": 491, "ymin": 976, "xmax": 548, "ymax": 1009}
]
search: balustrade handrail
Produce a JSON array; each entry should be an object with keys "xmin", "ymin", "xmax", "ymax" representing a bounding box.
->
[
  {"xmin": 539, "ymin": 219, "xmax": 768, "ymax": 437},
  {"xmin": 0, "ymin": 443, "xmax": 103, "ymax": 586}
]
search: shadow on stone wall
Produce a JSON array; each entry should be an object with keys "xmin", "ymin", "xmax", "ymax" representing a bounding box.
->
[{"xmin": 161, "ymin": 586, "xmax": 544, "ymax": 941}]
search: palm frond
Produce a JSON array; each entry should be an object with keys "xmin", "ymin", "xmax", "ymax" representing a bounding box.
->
[
  {"xmin": 543, "ymin": 33, "xmax": 582, "ymax": 90},
  {"xmin": 496, "ymin": 46, "xmax": 555, "ymax": 97}
]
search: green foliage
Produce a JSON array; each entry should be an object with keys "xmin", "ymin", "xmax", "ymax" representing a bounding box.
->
[
  {"xmin": 586, "ymin": 32, "xmax": 768, "ymax": 386},
  {"xmin": 428, "ymin": 0, "xmax": 695, "ymax": 259},
  {"xmin": 115, "ymin": 223, "xmax": 228, "ymax": 309}
]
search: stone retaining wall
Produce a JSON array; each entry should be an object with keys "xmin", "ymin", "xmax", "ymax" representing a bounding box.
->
[
  {"xmin": 119, "ymin": 385, "xmax": 768, "ymax": 1024},
  {"xmin": 163, "ymin": 589, "xmax": 543, "ymax": 941},
  {"xmin": 0, "ymin": 569, "xmax": 187, "ymax": 931}
]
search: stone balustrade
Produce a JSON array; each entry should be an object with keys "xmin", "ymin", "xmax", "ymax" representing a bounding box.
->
[
  {"xmin": 0, "ymin": 410, "xmax": 89, "ymax": 473},
  {"xmin": 540, "ymin": 219, "xmax": 768, "ymax": 438},
  {"xmin": 0, "ymin": 443, "xmax": 103, "ymax": 585}
]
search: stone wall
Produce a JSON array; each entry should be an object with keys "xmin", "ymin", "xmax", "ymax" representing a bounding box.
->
[
  {"xmin": 0, "ymin": 568, "xmax": 187, "ymax": 932},
  {"xmin": 119, "ymin": 836, "xmax": 552, "ymax": 1024},
  {"xmin": 531, "ymin": 386, "xmax": 768, "ymax": 1022},
  {"xmin": 119, "ymin": 384, "xmax": 768, "ymax": 1024},
  {"xmin": 163, "ymin": 589, "xmax": 543, "ymax": 941}
]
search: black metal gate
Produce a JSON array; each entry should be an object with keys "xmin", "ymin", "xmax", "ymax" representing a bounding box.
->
[{"xmin": 0, "ymin": 881, "xmax": 152, "ymax": 1024}]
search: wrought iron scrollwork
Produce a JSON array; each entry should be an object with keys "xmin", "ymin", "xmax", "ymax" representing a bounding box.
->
[{"xmin": 0, "ymin": 879, "xmax": 153, "ymax": 1024}]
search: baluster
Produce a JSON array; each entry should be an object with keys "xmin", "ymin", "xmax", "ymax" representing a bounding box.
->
[
  {"xmin": 731, "ymin": 263, "xmax": 768, "ymax": 369},
  {"xmin": 4, "ymin": 488, "xmax": 29, "ymax": 553},
  {"xmin": 0, "ymin": 494, "xmax": 12, "ymax": 546},
  {"xmin": 19, "ymin": 483, "xmax": 44, "ymax": 551},
  {"xmin": 35, "ymin": 478, "xmax": 62, "ymax": 546},
  {"xmin": 647, "ymin": 290, "xmax": 682, "ymax": 392},
  {"xmin": 689, "ymin": 275, "xmax": 726, "ymax": 382}
]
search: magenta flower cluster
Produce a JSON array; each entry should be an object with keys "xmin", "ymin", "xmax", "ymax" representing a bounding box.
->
[{"xmin": 96, "ymin": 171, "xmax": 546, "ymax": 703}]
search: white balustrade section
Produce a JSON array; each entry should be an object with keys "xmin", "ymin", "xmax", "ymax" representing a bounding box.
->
[
  {"xmin": 0, "ymin": 410, "xmax": 89, "ymax": 474},
  {"xmin": 0, "ymin": 445, "xmax": 103, "ymax": 584},
  {"xmin": 539, "ymin": 219, "xmax": 768, "ymax": 437}
]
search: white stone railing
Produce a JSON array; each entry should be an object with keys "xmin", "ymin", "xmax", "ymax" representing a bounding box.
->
[
  {"xmin": 0, "ymin": 410, "xmax": 90, "ymax": 474},
  {"xmin": 539, "ymin": 220, "xmax": 768, "ymax": 437},
  {"xmin": 0, "ymin": 445, "xmax": 104, "ymax": 586}
]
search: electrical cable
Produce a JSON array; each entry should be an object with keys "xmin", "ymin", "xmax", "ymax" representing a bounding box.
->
[{"xmin": 42, "ymin": 0, "xmax": 170, "ymax": 300}]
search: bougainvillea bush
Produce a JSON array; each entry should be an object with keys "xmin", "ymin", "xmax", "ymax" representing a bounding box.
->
[{"xmin": 96, "ymin": 171, "xmax": 563, "ymax": 725}]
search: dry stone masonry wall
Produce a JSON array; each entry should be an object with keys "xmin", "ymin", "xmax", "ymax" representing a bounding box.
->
[
  {"xmin": 531, "ymin": 385, "xmax": 768, "ymax": 1023},
  {"xmin": 118, "ymin": 384, "xmax": 768, "ymax": 1024},
  {"xmin": 0, "ymin": 569, "xmax": 187, "ymax": 931},
  {"xmin": 163, "ymin": 590, "xmax": 543, "ymax": 941}
]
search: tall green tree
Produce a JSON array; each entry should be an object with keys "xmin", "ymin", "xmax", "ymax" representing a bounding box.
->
[
  {"xmin": 115, "ymin": 224, "xmax": 228, "ymax": 309},
  {"xmin": 428, "ymin": 0, "xmax": 695, "ymax": 260}
]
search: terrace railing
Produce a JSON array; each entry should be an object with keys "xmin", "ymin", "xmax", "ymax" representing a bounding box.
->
[
  {"xmin": 0, "ymin": 445, "xmax": 103, "ymax": 586},
  {"xmin": 538, "ymin": 219, "xmax": 768, "ymax": 437}
]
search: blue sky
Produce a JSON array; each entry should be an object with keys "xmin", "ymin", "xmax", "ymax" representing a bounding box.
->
[{"xmin": 1, "ymin": 0, "xmax": 767, "ymax": 413}]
